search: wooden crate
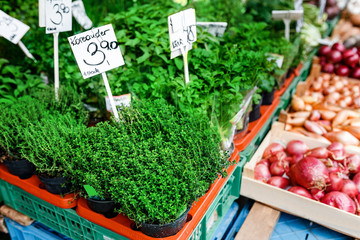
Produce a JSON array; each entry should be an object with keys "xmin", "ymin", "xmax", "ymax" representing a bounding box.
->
[{"xmin": 240, "ymin": 121, "xmax": 360, "ymax": 238}]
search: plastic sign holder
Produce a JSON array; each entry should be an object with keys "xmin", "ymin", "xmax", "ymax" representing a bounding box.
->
[
  {"xmin": 168, "ymin": 9, "xmax": 197, "ymax": 84},
  {"xmin": 0, "ymin": 11, "xmax": 35, "ymax": 61},
  {"xmin": 68, "ymin": 24, "xmax": 125, "ymax": 120},
  {"xmin": 43, "ymin": 0, "xmax": 72, "ymax": 99},
  {"xmin": 272, "ymin": 10, "xmax": 303, "ymax": 41}
]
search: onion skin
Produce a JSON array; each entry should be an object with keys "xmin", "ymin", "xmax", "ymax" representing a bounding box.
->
[
  {"xmin": 288, "ymin": 186, "xmax": 313, "ymax": 199},
  {"xmin": 289, "ymin": 154, "xmax": 303, "ymax": 166},
  {"xmin": 270, "ymin": 160, "xmax": 288, "ymax": 176},
  {"xmin": 326, "ymin": 172, "xmax": 344, "ymax": 192},
  {"xmin": 311, "ymin": 188, "xmax": 325, "ymax": 201},
  {"xmin": 318, "ymin": 45, "xmax": 332, "ymax": 56},
  {"xmin": 332, "ymin": 43, "xmax": 346, "ymax": 53},
  {"xmin": 268, "ymin": 151, "xmax": 287, "ymax": 164},
  {"xmin": 341, "ymin": 179, "xmax": 358, "ymax": 199},
  {"xmin": 257, "ymin": 159, "xmax": 270, "ymax": 168},
  {"xmin": 335, "ymin": 65, "xmax": 350, "ymax": 76},
  {"xmin": 321, "ymin": 191, "xmax": 356, "ymax": 214},
  {"xmin": 267, "ymin": 176, "xmax": 290, "ymax": 189},
  {"xmin": 254, "ymin": 164, "xmax": 271, "ymax": 183},
  {"xmin": 327, "ymin": 50, "xmax": 342, "ymax": 63},
  {"xmin": 347, "ymin": 154, "xmax": 360, "ymax": 174},
  {"xmin": 262, "ymin": 143, "xmax": 285, "ymax": 159},
  {"xmin": 305, "ymin": 147, "xmax": 329, "ymax": 159},
  {"xmin": 294, "ymin": 157, "xmax": 330, "ymax": 190},
  {"xmin": 286, "ymin": 140, "xmax": 309, "ymax": 156}
]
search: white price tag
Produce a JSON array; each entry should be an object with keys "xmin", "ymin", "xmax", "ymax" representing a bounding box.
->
[
  {"xmin": 68, "ymin": 24, "xmax": 125, "ymax": 79},
  {"xmin": 45, "ymin": 0, "xmax": 72, "ymax": 34},
  {"xmin": 168, "ymin": 9, "xmax": 196, "ymax": 59},
  {"xmin": 105, "ymin": 94, "xmax": 131, "ymax": 112},
  {"xmin": 72, "ymin": 0, "xmax": 93, "ymax": 30},
  {"xmin": 272, "ymin": 10, "xmax": 303, "ymax": 20},
  {"xmin": 0, "ymin": 11, "xmax": 30, "ymax": 44},
  {"xmin": 39, "ymin": 0, "xmax": 46, "ymax": 27},
  {"xmin": 197, "ymin": 22, "xmax": 227, "ymax": 37}
]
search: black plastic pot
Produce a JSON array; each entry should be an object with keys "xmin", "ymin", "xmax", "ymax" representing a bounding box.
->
[
  {"xmin": 249, "ymin": 99, "xmax": 262, "ymax": 123},
  {"xmin": 141, "ymin": 207, "xmax": 190, "ymax": 238},
  {"xmin": 38, "ymin": 175, "xmax": 72, "ymax": 195},
  {"xmin": 3, "ymin": 159, "xmax": 35, "ymax": 179},
  {"xmin": 86, "ymin": 198, "xmax": 118, "ymax": 218},
  {"xmin": 262, "ymin": 88, "xmax": 275, "ymax": 106}
]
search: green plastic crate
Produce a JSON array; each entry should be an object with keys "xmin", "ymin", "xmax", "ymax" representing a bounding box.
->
[{"xmin": 0, "ymin": 158, "xmax": 245, "ymax": 240}]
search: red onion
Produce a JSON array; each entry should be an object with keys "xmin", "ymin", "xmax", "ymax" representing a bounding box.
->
[
  {"xmin": 263, "ymin": 143, "xmax": 285, "ymax": 159},
  {"xmin": 353, "ymin": 172, "xmax": 360, "ymax": 192},
  {"xmin": 344, "ymin": 54, "xmax": 359, "ymax": 68},
  {"xmin": 332, "ymin": 43, "xmax": 346, "ymax": 53},
  {"xmin": 254, "ymin": 164, "xmax": 271, "ymax": 183},
  {"xmin": 268, "ymin": 151, "xmax": 287, "ymax": 164},
  {"xmin": 342, "ymin": 48, "xmax": 357, "ymax": 59},
  {"xmin": 347, "ymin": 154, "xmax": 360, "ymax": 174},
  {"xmin": 257, "ymin": 159, "xmax": 270, "ymax": 168},
  {"xmin": 327, "ymin": 50, "xmax": 342, "ymax": 63},
  {"xmin": 288, "ymin": 186, "xmax": 313, "ymax": 199},
  {"xmin": 341, "ymin": 179, "xmax": 358, "ymax": 199},
  {"xmin": 286, "ymin": 140, "xmax": 309, "ymax": 156},
  {"xmin": 320, "ymin": 56, "xmax": 327, "ymax": 67},
  {"xmin": 311, "ymin": 188, "xmax": 325, "ymax": 201},
  {"xmin": 327, "ymin": 142, "xmax": 345, "ymax": 161},
  {"xmin": 335, "ymin": 65, "xmax": 350, "ymax": 76},
  {"xmin": 267, "ymin": 176, "xmax": 290, "ymax": 189},
  {"xmin": 294, "ymin": 157, "xmax": 329, "ymax": 190},
  {"xmin": 289, "ymin": 154, "xmax": 303, "ymax": 166},
  {"xmin": 270, "ymin": 160, "xmax": 288, "ymax": 176},
  {"xmin": 318, "ymin": 45, "xmax": 332, "ymax": 56},
  {"xmin": 326, "ymin": 172, "xmax": 344, "ymax": 192},
  {"xmin": 321, "ymin": 191, "xmax": 356, "ymax": 214},
  {"xmin": 306, "ymin": 147, "xmax": 329, "ymax": 159},
  {"xmin": 351, "ymin": 67, "xmax": 360, "ymax": 79},
  {"xmin": 322, "ymin": 63, "xmax": 335, "ymax": 73}
]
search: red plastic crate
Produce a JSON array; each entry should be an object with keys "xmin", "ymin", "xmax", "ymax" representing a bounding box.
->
[
  {"xmin": 0, "ymin": 164, "xmax": 77, "ymax": 209},
  {"xmin": 76, "ymin": 150, "xmax": 240, "ymax": 240}
]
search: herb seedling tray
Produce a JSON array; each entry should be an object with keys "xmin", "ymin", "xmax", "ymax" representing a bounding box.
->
[
  {"xmin": 76, "ymin": 151, "xmax": 242, "ymax": 240},
  {"xmin": 240, "ymin": 121, "xmax": 360, "ymax": 238},
  {"xmin": 0, "ymin": 164, "xmax": 77, "ymax": 208}
]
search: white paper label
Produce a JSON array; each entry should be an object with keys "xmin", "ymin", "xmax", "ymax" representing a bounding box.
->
[
  {"xmin": 0, "ymin": 11, "xmax": 30, "ymax": 44},
  {"xmin": 272, "ymin": 10, "xmax": 303, "ymax": 20},
  {"xmin": 45, "ymin": 0, "xmax": 72, "ymax": 34},
  {"xmin": 105, "ymin": 94, "xmax": 131, "ymax": 112},
  {"xmin": 197, "ymin": 22, "xmax": 227, "ymax": 37},
  {"xmin": 39, "ymin": 0, "xmax": 46, "ymax": 27},
  {"xmin": 68, "ymin": 24, "xmax": 125, "ymax": 79},
  {"xmin": 72, "ymin": 0, "xmax": 93, "ymax": 30},
  {"xmin": 168, "ymin": 9, "xmax": 196, "ymax": 58}
]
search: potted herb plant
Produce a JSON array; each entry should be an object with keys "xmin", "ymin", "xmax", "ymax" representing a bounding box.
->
[
  {"xmin": 249, "ymin": 91, "xmax": 263, "ymax": 122},
  {"xmin": 0, "ymin": 96, "xmax": 45, "ymax": 179}
]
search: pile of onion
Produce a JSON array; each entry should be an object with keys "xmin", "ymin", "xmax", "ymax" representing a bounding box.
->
[
  {"xmin": 317, "ymin": 43, "xmax": 360, "ymax": 79},
  {"xmin": 255, "ymin": 140, "xmax": 360, "ymax": 215}
]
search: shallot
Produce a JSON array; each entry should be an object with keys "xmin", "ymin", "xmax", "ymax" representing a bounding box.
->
[
  {"xmin": 262, "ymin": 143, "xmax": 285, "ymax": 159},
  {"xmin": 341, "ymin": 179, "xmax": 358, "ymax": 198},
  {"xmin": 288, "ymin": 186, "xmax": 313, "ymax": 199},
  {"xmin": 347, "ymin": 154, "xmax": 360, "ymax": 174},
  {"xmin": 294, "ymin": 157, "xmax": 329, "ymax": 190},
  {"xmin": 254, "ymin": 164, "xmax": 271, "ymax": 183},
  {"xmin": 321, "ymin": 191, "xmax": 356, "ymax": 214},
  {"xmin": 286, "ymin": 140, "xmax": 309, "ymax": 156},
  {"xmin": 267, "ymin": 176, "xmax": 290, "ymax": 189}
]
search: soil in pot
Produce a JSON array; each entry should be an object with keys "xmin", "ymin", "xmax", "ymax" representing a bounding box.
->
[
  {"xmin": 38, "ymin": 175, "xmax": 72, "ymax": 195},
  {"xmin": 141, "ymin": 207, "xmax": 191, "ymax": 238},
  {"xmin": 262, "ymin": 88, "xmax": 275, "ymax": 106},
  {"xmin": 3, "ymin": 159, "xmax": 35, "ymax": 180},
  {"xmin": 86, "ymin": 197, "xmax": 118, "ymax": 218},
  {"xmin": 249, "ymin": 100, "xmax": 262, "ymax": 123}
]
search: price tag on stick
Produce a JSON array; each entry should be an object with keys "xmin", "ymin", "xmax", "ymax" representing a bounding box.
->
[
  {"xmin": 44, "ymin": 0, "xmax": 72, "ymax": 100},
  {"xmin": 318, "ymin": 0, "xmax": 326, "ymax": 21},
  {"xmin": 272, "ymin": 10, "xmax": 303, "ymax": 41},
  {"xmin": 68, "ymin": 24, "xmax": 125, "ymax": 120},
  {"xmin": 168, "ymin": 9, "xmax": 197, "ymax": 84},
  {"xmin": 294, "ymin": 0, "xmax": 303, "ymax": 33},
  {"xmin": 0, "ymin": 11, "xmax": 36, "ymax": 61},
  {"xmin": 39, "ymin": 0, "xmax": 46, "ymax": 27}
]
